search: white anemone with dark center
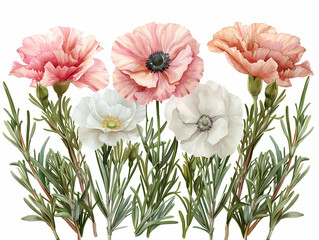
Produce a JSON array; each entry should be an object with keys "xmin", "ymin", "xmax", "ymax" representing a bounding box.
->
[
  {"xmin": 164, "ymin": 81, "xmax": 243, "ymax": 158},
  {"xmin": 197, "ymin": 114, "xmax": 213, "ymax": 132}
]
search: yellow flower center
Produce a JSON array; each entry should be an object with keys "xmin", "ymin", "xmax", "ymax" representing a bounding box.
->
[{"xmin": 102, "ymin": 116, "xmax": 122, "ymax": 130}]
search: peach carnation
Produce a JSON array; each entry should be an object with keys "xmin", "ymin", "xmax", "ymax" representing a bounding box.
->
[
  {"xmin": 112, "ymin": 22, "xmax": 204, "ymax": 105},
  {"xmin": 207, "ymin": 22, "xmax": 313, "ymax": 87}
]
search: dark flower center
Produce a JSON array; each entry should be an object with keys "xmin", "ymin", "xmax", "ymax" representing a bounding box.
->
[
  {"xmin": 197, "ymin": 115, "xmax": 213, "ymax": 132},
  {"xmin": 146, "ymin": 51, "xmax": 170, "ymax": 72}
]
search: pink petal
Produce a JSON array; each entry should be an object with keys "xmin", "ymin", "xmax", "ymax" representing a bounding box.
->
[
  {"xmin": 133, "ymin": 22, "xmax": 163, "ymax": 53},
  {"xmin": 9, "ymin": 61, "xmax": 43, "ymax": 81},
  {"xmin": 17, "ymin": 34, "xmax": 62, "ymax": 64},
  {"xmin": 159, "ymin": 23, "xmax": 200, "ymax": 59},
  {"xmin": 173, "ymin": 56, "xmax": 204, "ymax": 97},
  {"xmin": 113, "ymin": 68, "xmax": 175, "ymax": 105},
  {"xmin": 78, "ymin": 36, "xmax": 100, "ymax": 61},
  {"xmin": 27, "ymin": 51, "xmax": 58, "ymax": 71},
  {"xmin": 50, "ymin": 27, "xmax": 83, "ymax": 53},
  {"xmin": 113, "ymin": 68, "xmax": 144, "ymax": 102},
  {"xmin": 53, "ymin": 48, "xmax": 78, "ymax": 67},
  {"xmin": 112, "ymin": 31, "xmax": 151, "ymax": 72},
  {"xmin": 135, "ymin": 74, "xmax": 176, "ymax": 105},
  {"xmin": 122, "ymin": 70, "xmax": 158, "ymax": 88},
  {"xmin": 164, "ymin": 45, "xmax": 193, "ymax": 84},
  {"xmin": 41, "ymin": 62, "xmax": 76, "ymax": 87},
  {"xmin": 71, "ymin": 59, "xmax": 109, "ymax": 91}
]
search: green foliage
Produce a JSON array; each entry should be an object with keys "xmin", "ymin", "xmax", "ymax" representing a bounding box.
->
[
  {"xmin": 132, "ymin": 102, "xmax": 179, "ymax": 237},
  {"xmin": 3, "ymin": 82, "xmax": 95, "ymax": 239},
  {"xmin": 86, "ymin": 140, "xmax": 138, "ymax": 239},
  {"xmin": 225, "ymin": 77, "xmax": 312, "ymax": 240}
]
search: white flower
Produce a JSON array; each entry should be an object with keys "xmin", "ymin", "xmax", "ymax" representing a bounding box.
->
[
  {"xmin": 164, "ymin": 81, "xmax": 243, "ymax": 158},
  {"xmin": 73, "ymin": 89, "xmax": 145, "ymax": 149}
]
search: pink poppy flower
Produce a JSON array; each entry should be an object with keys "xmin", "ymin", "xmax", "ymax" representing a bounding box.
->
[
  {"xmin": 10, "ymin": 27, "xmax": 109, "ymax": 91},
  {"xmin": 111, "ymin": 22, "xmax": 204, "ymax": 105},
  {"xmin": 207, "ymin": 22, "xmax": 313, "ymax": 87}
]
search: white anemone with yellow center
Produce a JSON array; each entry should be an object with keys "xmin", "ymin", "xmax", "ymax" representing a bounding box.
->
[
  {"xmin": 73, "ymin": 89, "xmax": 145, "ymax": 149},
  {"xmin": 164, "ymin": 81, "xmax": 243, "ymax": 158}
]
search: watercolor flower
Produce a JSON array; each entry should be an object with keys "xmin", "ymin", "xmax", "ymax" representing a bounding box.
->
[
  {"xmin": 111, "ymin": 22, "xmax": 204, "ymax": 105},
  {"xmin": 10, "ymin": 27, "xmax": 109, "ymax": 91},
  {"xmin": 72, "ymin": 89, "xmax": 145, "ymax": 149},
  {"xmin": 164, "ymin": 81, "xmax": 243, "ymax": 158},
  {"xmin": 207, "ymin": 22, "xmax": 313, "ymax": 87}
]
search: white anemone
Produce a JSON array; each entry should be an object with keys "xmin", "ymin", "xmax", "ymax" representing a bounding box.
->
[
  {"xmin": 164, "ymin": 81, "xmax": 243, "ymax": 158},
  {"xmin": 73, "ymin": 89, "xmax": 145, "ymax": 149}
]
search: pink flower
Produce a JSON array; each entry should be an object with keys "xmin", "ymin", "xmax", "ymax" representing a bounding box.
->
[
  {"xmin": 111, "ymin": 22, "xmax": 204, "ymax": 105},
  {"xmin": 10, "ymin": 27, "xmax": 109, "ymax": 91},
  {"xmin": 207, "ymin": 22, "xmax": 313, "ymax": 87}
]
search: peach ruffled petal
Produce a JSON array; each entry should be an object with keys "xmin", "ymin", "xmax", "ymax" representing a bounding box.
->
[
  {"xmin": 71, "ymin": 59, "xmax": 109, "ymax": 91},
  {"xmin": 278, "ymin": 61, "xmax": 313, "ymax": 86},
  {"xmin": 256, "ymin": 33, "xmax": 306, "ymax": 63},
  {"xmin": 208, "ymin": 22, "xmax": 276, "ymax": 53},
  {"xmin": 173, "ymin": 56, "xmax": 204, "ymax": 97}
]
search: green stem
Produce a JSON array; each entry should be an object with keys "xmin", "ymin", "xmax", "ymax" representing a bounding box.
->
[
  {"xmin": 53, "ymin": 229, "xmax": 60, "ymax": 240},
  {"xmin": 266, "ymin": 230, "xmax": 273, "ymax": 240},
  {"xmin": 58, "ymin": 95, "xmax": 63, "ymax": 124},
  {"xmin": 252, "ymin": 96, "xmax": 258, "ymax": 137},
  {"xmin": 107, "ymin": 231, "xmax": 112, "ymax": 240},
  {"xmin": 156, "ymin": 101, "xmax": 161, "ymax": 166}
]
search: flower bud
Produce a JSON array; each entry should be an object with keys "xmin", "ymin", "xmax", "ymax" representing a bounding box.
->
[
  {"xmin": 264, "ymin": 80, "xmax": 278, "ymax": 108},
  {"xmin": 36, "ymin": 84, "xmax": 49, "ymax": 108},
  {"xmin": 128, "ymin": 143, "xmax": 139, "ymax": 168},
  {"xmin": 248, "ymin": 73, "xmax": 263, "ymax": 97},
  {"xmin": 53, "ymin": 81, "xmax": 70, "ymax": 99}
]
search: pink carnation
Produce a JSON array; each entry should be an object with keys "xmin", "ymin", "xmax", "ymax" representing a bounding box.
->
[
  {"xmin": 207, "ymin": 22, "xmax": 313, "ymax": 87},
  {"xmin": 10, "ymin": 27, "xmax": 109, "ymax": 91},
  {"xmin": 111, "ymin": 22, "xmax": 204, "ymax": 105}
]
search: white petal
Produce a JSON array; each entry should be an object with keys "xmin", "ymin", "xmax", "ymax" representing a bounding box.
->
[
  {"xmin": 181, "ymin": 131, "xmax": 218, "ymax": 158},
  {"xmin": 94, "ymin": 99, "xmax": 109, "ymax": 119},
  {"xmin": 198, "ymin": 88, "xmax": 226, "ymax": 117},
  {"xmin": 132, "ymin": 102, "xmax": 146, "ymax": 123},
  {"xmin": 227, "ymin": 93, "xmax": 243, "ymax": 117},
  {"xmin": 176, "ymin": 98, "xmax": 200, "ymax": 123},
  {"xmin": 207, "ymin": 117, "xmax": 229, "ymax": 145},
  {"xmin": 99, "ymin": 131, "xmax": 126, "ymax": 146},
  {"xmin": 85, "ymin": 113, "xmax": 104, "ymax": 130},
  {"xmin": 169, "ymin": 109, "xmax": 198, "ymax": 141},
  {"xmin": 103, "ymin": 88, "xmax": 123, "ymax": 106},
  {"xmin": 164, "ymin": 96, "xmax": 178, "ymax": 122},
  {"xmin": 72, "ymin": 97, "xmax": 92, "ymax": 126},
  {"xmin": 79, "ymin": 127, "xmax": 103, "ymax": 150}
]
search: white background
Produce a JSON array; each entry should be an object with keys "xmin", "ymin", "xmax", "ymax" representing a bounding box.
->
[{"xmin": 0, "ymin": 0, "xmax": 318, "ymax": 239}]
